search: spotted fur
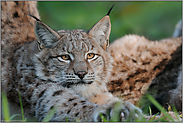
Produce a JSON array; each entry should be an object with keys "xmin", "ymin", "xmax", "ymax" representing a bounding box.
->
[{"xmin": 107, "ymin": 35, "xmax": 182, "ymax": 105}]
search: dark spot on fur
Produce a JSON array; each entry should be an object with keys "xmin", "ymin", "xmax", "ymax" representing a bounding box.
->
[
  {"xmin": 20, "ymin": 88, "xmax": 25, "ymax": 93},
  {"xmin": 14, "ymin": 1, "xmax": 19, "ymax": 5},
  {"xmin": 129, "ymin": 74, "xmax": 135, "ymax": 78},
  {"xmin": 121, "ymin": 70, "xmax": 127, "ymax": 72},
  {"xmin": 63, "ymin": 103, "xmax": 67, "ymax": 107},
  {"xmin": 98, "ymin": 83, "xmax": 102, "ymax": 85},
  {"xmin": 81, "ymin": 100, "xmax": 86, "ymax": 104},
  {"xmin": 83, "ymin": 106, "xmax": 87, "ymax": 109},
  {"xmin": 38, "ymin": 99, "xmax": 44, "ymax": 107},
  {"xmin": 153, "ymin": 58, "xmax": 168, "ymax": 70},
  {"xmin": 27, "ymin": 95, "xmax": 31, "ymax": 100},
  {"xmin": 10, "ymin": 25, "xmax": 16, "ymax": 29},
  {"xmin": 130, "ymin": 86, "xmax": 133, "ymax": 91},
  {"xmin": 35, "ymin": 83, "xmax": 40, "ymax": 87},
  {"xmin": 135, "ymin": 80, "xmax": 141, "ymax": 82},
  {"xmin": 42, "ymin": 104, "xmax": 46, "ymax": 108},
  {"xmin": 33, "ymin": 102, "xmax": 36, "ymax": 106},
  {"xmin": 142, "ymin": 61, "xmax": 150, "ymax": 65},
  {"xmin": 50, "ymin": 106, "xmax": 54, "ymax": 110},
  {"xmin": 152, "ymin": 53, "xmax": 157, "ymax": 56},
  {"xmin": 60, "ymin": 111, "xmax": 64, "ymax": 114},
  {"xmin": 68, "ymin": 98, "xmax": 76, "ymax": 102},
  {"xmin": 141, "ymin": 78, "xmax": 148, "ymax": 83},
  {"xmin": 38, "ymin": 89, "xmax": 46, "ymax": 98},
  {"xmin": 75, "ymin": 112, "xmax": 79, "ymax": 117},
  {"xmin": 52, "ymin": 90, "xmax": 64, "ymax": 96},
  {"xmin": 132, "ymin": 59, "xmax": 137, "ymax": 63},
  {"xmin": 73, "ymin": 103, "xmax": 77, "ymax": 106},
  {"xmin": 153, "ymin": 65, "xmax": 161, "ymax": 70},
  {"xmin": 67, "ymin": 109, "xmax": 71, "ymax": 114},
  {"xmin": 13, "ymin": 12, "xmax": 19, "ymax": 18},
  {"xmin": 135, "ymin": 69, "xmax": 147, "ymax": 75}
]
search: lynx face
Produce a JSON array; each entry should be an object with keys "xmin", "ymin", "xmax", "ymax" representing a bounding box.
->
[{"xmin": 34, "ymin": 16, "xmax": 112, "ymax": 98}]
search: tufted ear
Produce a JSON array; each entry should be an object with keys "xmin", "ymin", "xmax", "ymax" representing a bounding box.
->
[
  {"xmin": 88, "ymin": 15, "xmax": 111, "ymax": 50},
  {"xmin": 29, "ymin": 15, "xmax": 60, "ymax": 50}
]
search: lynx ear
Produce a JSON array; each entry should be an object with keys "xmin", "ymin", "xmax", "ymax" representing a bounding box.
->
[
  {"xmin": 88, "ymin": 15, "xmax": 111, "ymax": 50},
  {"xmin": 29, "ymin": 15, "xmax": 60, "ymax": 49},
  {"xmin": 88, "ymin": 5, "xmax": 113, "ymax": 50},
  {"xmin": 35, "ymin": 21, "xmax": 61, "ymax": 49}
]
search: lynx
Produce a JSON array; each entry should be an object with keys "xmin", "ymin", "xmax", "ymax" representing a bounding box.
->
[
  {"xmin": 1, "ymin": 2, "xmax": 142, "ymax": 122},
  {"xmin": 1, "ymin": 1, "xmax": 182, "ymax": 122}
]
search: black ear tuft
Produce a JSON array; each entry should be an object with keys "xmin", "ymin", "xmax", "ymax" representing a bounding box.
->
[
  {"xmin": 28, "ymin": 14, "xmax": 41, "ymax": 21},
  {"xmin": 106, "ymin": 5, "xmax": 114, "ymax": 16}
]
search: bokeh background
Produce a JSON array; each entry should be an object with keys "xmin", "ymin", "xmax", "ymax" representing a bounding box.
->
[{"xmin": 37, "ymin": 1, "xmax": 182, "ymax": 43}]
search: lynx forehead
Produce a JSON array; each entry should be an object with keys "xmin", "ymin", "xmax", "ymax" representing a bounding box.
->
[{"xmin": 56, "ymin": 30, "xmax": 99, "ymax": 55}]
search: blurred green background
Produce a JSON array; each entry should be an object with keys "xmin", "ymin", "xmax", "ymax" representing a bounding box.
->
[{"xmin": 37, "ymin": 1, "xmax": 182, "ymax": 43}]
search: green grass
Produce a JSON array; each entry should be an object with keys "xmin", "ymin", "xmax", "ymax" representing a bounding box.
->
[
  {"xmin": 1, "ymin": 91, "xmax": 10, "ymax": 122},
  {"xmin": 98, "ymin": 94, "xmax": 181, "ymax": 122},
  {"xmin": 1, "ymin": 91, "xmax": 181, "ymax": 122},
  {"xmin": 146, "ymin": 94, "xmax": 174, "ymax": 121},
  {"xmin": 1, "ymin": 90, "xmax": 27, "ymax": 122}
]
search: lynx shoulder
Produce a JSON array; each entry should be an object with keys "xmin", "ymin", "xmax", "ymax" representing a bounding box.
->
[{"xmin": 1, "ymin": 2, "xmax": 141, "ymax": 122}]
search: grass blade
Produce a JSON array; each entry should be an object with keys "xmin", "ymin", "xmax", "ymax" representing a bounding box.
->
[
  {"xmin": 10, "ymin": 114, "xmax": 21, "ymax": 120},
  {"xmin": 171, "ymin": 105, "xmax": 181, "ymax": 122},
  {"xmin": 146, "ymin": 94, "xmax": 174, "ymax": 122},
  {"xmin": 110, "ymin": 101, "xmax": 121, "ymax": 122},
  {"xmin": 1, "ymin": 91, "xmax": 10, "ymax": 122},
  {"xmin": 148, "ymin": 112, "xmax": 159, "ymax": 122},
  {"xmin": 17, "ymin": 90, "xmax": 26, "ymax": 121},
  {"xmin": 42, "ymin": 106, "xmax": 57, "ymax": 122}
]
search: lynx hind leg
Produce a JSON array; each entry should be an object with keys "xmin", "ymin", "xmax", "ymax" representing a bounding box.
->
[{"xmin": 93, "ymin": 101, "xmax": 142, "ymax": 122}]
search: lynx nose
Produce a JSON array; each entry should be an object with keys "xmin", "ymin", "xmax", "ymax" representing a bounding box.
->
[{"xmin": 75, "ymin": 71, "xmax": 87, "ymax": 79}]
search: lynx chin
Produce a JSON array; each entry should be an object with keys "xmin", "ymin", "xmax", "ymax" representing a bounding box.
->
[{"xmin": 1, "ymin": 5, "xmax": 142, "ymax": 122}]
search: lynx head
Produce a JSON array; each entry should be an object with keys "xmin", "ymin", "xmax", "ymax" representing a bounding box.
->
[{"xmin": 32, "ymin": 9, "xmax": 113, "ymax": 98}]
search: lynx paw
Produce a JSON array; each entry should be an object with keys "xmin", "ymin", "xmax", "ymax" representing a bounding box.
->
[{"xmin": 93, "ymin": 101, "xmax": 142, "ymax": 122}]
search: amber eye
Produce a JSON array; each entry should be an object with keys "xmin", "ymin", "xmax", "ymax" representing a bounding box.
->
[
  {"xmin": 87, "ymin": 53, "xmax": 95, "ymax": 59},
  {"xmin": 61, "ymin": 55, "xmax": 71, "ymax": 60}
]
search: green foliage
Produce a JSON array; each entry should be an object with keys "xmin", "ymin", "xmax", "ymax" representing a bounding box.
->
[
  {"xmin": 145, "ymin": 94, "xmax": 181, "ymax": 122},
  {"xmin": 37, "ymin": 1, "xmax": 181, "ymax": 43},
  {"xmin": 146, "ymin": 94, "xmax": 174, "ymax": 121},
  {"xmin": 98, "ymin": 94, "xmax": 181, "ymax": 122},
  {"xmin": 1, "ymin": 91, "xmax": 10, "ymax": 122},
  {"xmin": 1, "ymin": 91, "xmax": 27, "ymax": 122}
]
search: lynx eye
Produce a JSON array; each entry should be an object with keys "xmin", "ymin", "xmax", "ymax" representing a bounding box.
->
[
  {"xmin": 60, "ymin": 55, "xmax": 71, "ymax": 60},
  {"xmin": 87, "ymin": 53, "xmax": 95, "ymax": 59},
  {"xmin": 55, "ymin": 54, "xmax": 74, "ymax": 62}
]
